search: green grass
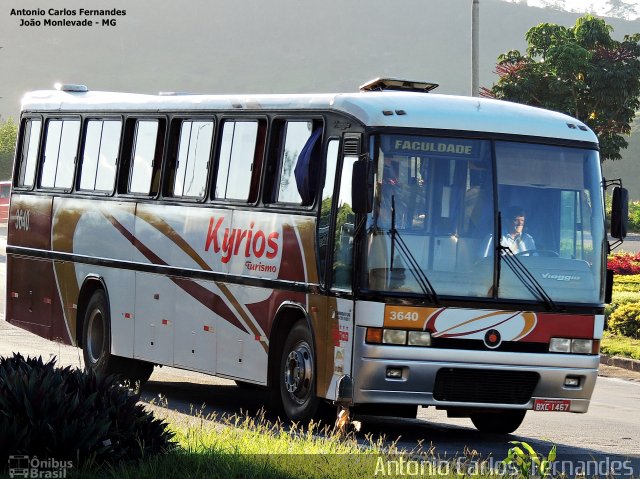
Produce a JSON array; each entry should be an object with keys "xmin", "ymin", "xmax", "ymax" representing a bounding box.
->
[
  {"xmin": 66, "ymin": 406, "xmax": 501, "ymax": 479},
  {"xmin": 601, "ymin": 332, "xmax": 640, "ymax": 361}
]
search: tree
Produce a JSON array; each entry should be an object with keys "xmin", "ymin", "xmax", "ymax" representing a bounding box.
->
[
  {"xmin": 0, "ymin": 117, "xmax": 17, "ymax": 180},
  {"xmin": 482, "ymin": 15, "xmax": 640, "ymax": 161}
]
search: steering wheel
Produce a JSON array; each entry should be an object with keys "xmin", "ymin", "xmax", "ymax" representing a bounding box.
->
[{"xmin": 515, "ymin": 249, "xmax": 559, "ymax": 257}]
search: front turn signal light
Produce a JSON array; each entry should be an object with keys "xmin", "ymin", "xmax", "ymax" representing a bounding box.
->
[{"xmin": 366, "ymin": 327, "xmax": 383, "ymax": 344}]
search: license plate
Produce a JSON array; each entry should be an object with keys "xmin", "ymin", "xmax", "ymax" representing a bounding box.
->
[{"xmin": 534, "ymin": 399, "xmax": 571, "ymax": 412}]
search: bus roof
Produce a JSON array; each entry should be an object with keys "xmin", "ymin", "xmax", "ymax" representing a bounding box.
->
[{"xmin": 21, "ymin": 88, "xmax": 597, "ymax": 144}]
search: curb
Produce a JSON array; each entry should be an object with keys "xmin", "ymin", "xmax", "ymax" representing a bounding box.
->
[{"xmin": 600, "ymin": 354, "xmax": 640, "ymax": 372}]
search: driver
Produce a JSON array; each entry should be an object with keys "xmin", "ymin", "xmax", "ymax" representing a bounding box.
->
[{"xmin": 501, "ymin": 206, "xmax": 535, "ymax": 254}]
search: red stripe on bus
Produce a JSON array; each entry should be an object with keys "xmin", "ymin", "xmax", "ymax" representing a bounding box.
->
[{"xmin": 103, "ymin": 211, "xmax": 250, "ymax": 337}]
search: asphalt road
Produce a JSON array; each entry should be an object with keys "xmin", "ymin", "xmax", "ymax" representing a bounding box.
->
[
  {"xmin": 1, "ymin": 225, "xmax": 639, "ymax": 475},
  {"xmin": 617, "ymin": 233, "xmax": 640, "ymax": 254}
]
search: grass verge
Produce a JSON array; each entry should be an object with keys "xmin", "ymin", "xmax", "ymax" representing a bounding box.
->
[
  {"xmin": 601, "ymin": 332, "xmax": 640, "ymax": 361},
  {"xmin": 69, "ymin": 405, "xmax": 501, "ymax": 479}
]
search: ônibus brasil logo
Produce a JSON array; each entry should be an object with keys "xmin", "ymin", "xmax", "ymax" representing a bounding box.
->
[
  {"xmin": 8, "ymin": 455, "xmax": 73, "ymax": 478},
  {"xmin": 205, "ymin": 217, "xmax": 280, "ymax": 264}
]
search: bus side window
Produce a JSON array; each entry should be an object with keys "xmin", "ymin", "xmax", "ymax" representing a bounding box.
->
[
  {"xmin": 79, "ymin": 119, "xmax": 122, "ymax": 193},
  {"xmin": 170, "ymin": 119, "xmax": 214, "ymax": 199},
  {"xmin": 129, "ymin": 119, "xmax": 164, "ymax": 196},
  {"xmin": 41, "ymin": 119, "xmax": 80, "ymax": 190},
  {"xmin": 215, "ymin": 120, "xmax": 265, "ymax": 202},
  {"xmin": 18, "ymin": 119, "xmax": 42, "ymax": 188},
  {"xmin": 318, "ymin": 139, "xmax": 339, "ymax": 286},
  {"xmin": 271, "ymin": 120, "xmax": 322, "ymax": 205}
]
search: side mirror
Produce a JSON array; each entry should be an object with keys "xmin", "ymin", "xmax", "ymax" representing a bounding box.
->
[
  {"xmin": 351, "ymin": 159, "xmax": 373, "ymax": 214},
  {"xmin": 611, "ymin": 186, "xmax": 628, "ymax": 240}
]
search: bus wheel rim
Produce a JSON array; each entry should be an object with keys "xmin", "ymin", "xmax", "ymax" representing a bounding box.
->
[
  {"xmin": 87, "ymin": 309, "xmax": 105, "ymax": 365},
  {"xmin": 284, "ymin": 341, "xmax": 313, "ymax": 403}
]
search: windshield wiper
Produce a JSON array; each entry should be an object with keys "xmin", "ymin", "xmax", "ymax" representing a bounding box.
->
[
  {"xmin": 498, "ymin": 245, "xmax": 558, "ymax": 312},
  {"xmin": 388, "ymin": 196, "xmax": 438, "ymax": 304}
]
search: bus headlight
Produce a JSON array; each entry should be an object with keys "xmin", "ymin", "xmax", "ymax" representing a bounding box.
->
[
  {"xmin": 571, "ymin": 339, "xmax": 593, "ymax": 354},
  {"xmin": 549, "ymin": 338, "xmax": 571, "ymax": 353},
  {"xmin": 366, "ymin": 328, "xmax": 432, "ymax": 347},
  {"xmin": 382, "ymin": 329, "xmax": 408, "ymax": 345},
  {"xmin": 408, "ymin": 331, "xmax": 431, "ymax": 346},
  {"xmin": 549, "ymin": 338, "xmax": 594, "ymax": 354}
]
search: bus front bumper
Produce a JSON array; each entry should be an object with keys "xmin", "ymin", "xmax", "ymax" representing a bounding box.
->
[{"xmin": 351, "ymin": 327, "xmax": 599, "ymax": 413}]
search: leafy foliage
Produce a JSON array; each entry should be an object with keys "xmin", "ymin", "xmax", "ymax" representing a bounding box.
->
[
  {"xmin": 608, "ymin": 303, "xmax": 640, "ymax": 338},
  {"xmin": 483, "ymin": 15, "xmax": 640, "ymax": 162},
  {"xmin": 0, "ymin": 117, "xmax": 17, "ymax": 180},
  {"xmin": 0, "ymin": 354, "xmax": 175, "ymax": 470},
  {"xmin": 605, "ymin": 273, "xmax": 640, "ymax": 317},
  {"xmin": 608, "ymin": 252, "xmax": 640, "ymax": 275},
  {"xmin": 610, "ymin": 273, "xmax": 640, "ymax": 288},
  {"xmin": 628, "ymin": 200, "xmax": 640, "ymax": 232},
  {"xmin": 502, "ymin": 440, "xmax": 556, "ymax": 479}
]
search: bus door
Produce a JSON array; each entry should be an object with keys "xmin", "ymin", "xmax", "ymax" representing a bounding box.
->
[{"xmin": 322, "ymin": 136, "xmax": 359, "ymax": 400}]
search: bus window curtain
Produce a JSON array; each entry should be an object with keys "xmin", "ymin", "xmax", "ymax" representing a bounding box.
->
[{"xmin": 294, "ymin": 128, "xmax": 322, "ymax": 206}]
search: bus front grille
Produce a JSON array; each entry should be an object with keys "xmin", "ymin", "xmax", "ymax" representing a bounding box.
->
[{"xmin": 433, "ymin": 368, "xmax": 539, "ymax": 404}]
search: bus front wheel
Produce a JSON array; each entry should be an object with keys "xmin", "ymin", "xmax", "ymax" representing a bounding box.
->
[
  {"xmin": 273, "ymin": 321, "xmax": 320, "ymax": 422},
  {"xmin": 470, "ymin": 409, "xmax": 526, "ymax": 434}
]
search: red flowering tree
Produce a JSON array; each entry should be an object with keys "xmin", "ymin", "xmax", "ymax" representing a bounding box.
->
[{"xmin": 482, "ymin": 15, "xmax": 640, "ymax": 162}]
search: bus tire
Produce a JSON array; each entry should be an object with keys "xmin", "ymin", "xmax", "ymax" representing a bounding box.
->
[
  {"xmin": 470, "ymin": 409, "xmax": 526, "ymax": 434},
  {"xmin": 82, "ymin": 289, "xmax": 120, "ymax": 377},
  {"xmin": 273, "ymin": 321, "xmax": 320, "ymax": 422},
  {"xmin": 126, "ymin": 359, "xmax": 155, "ymax": 386},
  {"xmin": 82, "ymin": 290, "xmax": 154, "ymax": 386}
]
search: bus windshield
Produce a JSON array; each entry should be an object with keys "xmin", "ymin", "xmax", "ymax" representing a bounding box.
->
[{"xmin": 363, "ymin": 134, "xmax": 605, "ymax": 305}]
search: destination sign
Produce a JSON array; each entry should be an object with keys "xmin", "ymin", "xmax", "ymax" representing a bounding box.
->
[{"xmin": 385, "ymin": 136, "xmax": 481, "ymax": 159}]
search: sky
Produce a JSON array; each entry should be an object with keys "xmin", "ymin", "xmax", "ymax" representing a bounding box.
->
[{"xmin": 501, "ymin": 0, "xmax": 640, "ymax": 20}]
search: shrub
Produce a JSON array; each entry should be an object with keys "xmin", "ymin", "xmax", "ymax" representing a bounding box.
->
[
  {"xmin": 608, "ymin": 303, "xmax": 640, "ymax": 339},
  {"xmin": 608, "ymin": 252, "xmax": 640, "ymax": 275},
  {"xmin": 0, "ymin": 354, "xmax": 175, "ymax": 470},
  {"xmin": 612, "ymin": 274, "xmax": 640, "ymax": 289},
  {"xmin": 605, "ymin": 290, "xmax": 640, "ymax": 319},
  {"xmin": 629, "ymin": 201, "xmax": 640, "ymax": 233}
]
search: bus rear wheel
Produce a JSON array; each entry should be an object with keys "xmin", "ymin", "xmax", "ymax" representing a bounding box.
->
[
  {"xmin": 273, "ymin": 321, "xmax": 320, "ymax": 422},
  {"xmin": 470, "ymin": 409, "xmax": 526, "ymax": 434},
  {"xmin": 82, "ymin": 289, "xmax": 153, "ymax": 386}
]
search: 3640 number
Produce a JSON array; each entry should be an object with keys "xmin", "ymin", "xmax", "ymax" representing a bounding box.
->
[{"xmin": 388, "ymin": 311, "xmax": 419, "ymax": 321}]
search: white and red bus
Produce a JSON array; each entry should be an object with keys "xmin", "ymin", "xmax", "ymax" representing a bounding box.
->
[{"xmin": 6, "ymin": 80, "xmax": 627, "ymax": 433}]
